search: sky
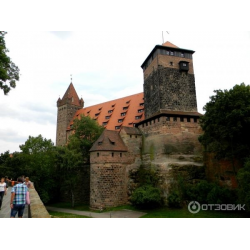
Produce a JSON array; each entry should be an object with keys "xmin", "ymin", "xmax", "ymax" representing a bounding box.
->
[{"xmin": 1, "ymin": 31, "xmax": 250, "ymax": 153}]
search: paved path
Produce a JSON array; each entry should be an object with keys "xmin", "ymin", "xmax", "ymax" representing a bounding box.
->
[
  {"xmin": 0, "ymin": 188, "xmax": 28, "ymax": 218},
  {"xmin": 46, "ymin": 206, "xmax": 146, "ymax": 218}
]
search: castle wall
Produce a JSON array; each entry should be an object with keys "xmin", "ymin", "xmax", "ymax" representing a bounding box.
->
[{"xmin": 138, "ymin": 115, "xmax": 202, "ymax": 157}]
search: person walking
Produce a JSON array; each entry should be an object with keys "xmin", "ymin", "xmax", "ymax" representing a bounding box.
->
[
  {"xmin": 10, "ymin": 177, "xmax": 28, "ymax": 218},
  {"xmin": 0, "ymin": 177, "xmax": 7, "ymax": 210},
  {"xmin": 24, "ymin": 177, "xmax": 33, "ymax": 189}
]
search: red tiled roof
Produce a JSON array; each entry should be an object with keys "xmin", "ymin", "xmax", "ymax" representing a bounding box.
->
[
  {"xmin": 162, "ymin": 41, "xmax": 179, "ymax": 48},
  {"xmin": 90, "ymin": 130, "xmax": 128, "ymax": 152},
  {"xmin": 59, "ymin": 83, "xmax": 83, "ymax": 107},
  {"xmin": 67, "ymin": 92, "xmax": 145, "ymax": 131}
]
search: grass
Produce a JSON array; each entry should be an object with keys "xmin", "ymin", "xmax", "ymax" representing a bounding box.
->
[
  {"xmin": 48, "ymin": 210, "xmax": 90, "ymax": 218},
  {"xmin": 47, "ymin": 202, "xmax": 249, "ymax": 218}
]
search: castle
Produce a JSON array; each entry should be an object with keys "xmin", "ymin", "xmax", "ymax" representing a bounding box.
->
[{"xmin": 56, "ymin": 41, "xmax": 203, "ymax": 209}]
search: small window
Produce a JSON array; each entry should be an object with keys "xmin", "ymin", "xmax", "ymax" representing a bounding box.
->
[
  {"xmin": 138, "ymin": 109, "xmax": 144, "ymax": 113},
  {"xmin": 170, "ymin": 51, "xmax": 174, "ymax": 56},
  {"xmin": 112, "ymin": 104, "xmax": 115, "ymax": 108},
  {"xmin": 120, "ymin": 153, "xmax": 122, "ymax": 157},
  {"xmin": 121, "ymin": 112, "xmax": 126, "ymax": 117},
  {"xmin": 118, "ymin": 119, "xmax": 123, "ymax": 123},
  {"xmin": 135, "ymin": 116, "xmax": 142, "ymax": 120},
  {"xmin": 170, "ymin": 62, "xmax": 173, "ymax": 66},
  {"xmin": 126, "ymin": 101, "xmax": 130, "ymax": 104},
  {"xmin": 194, "ymin": 118, "xmax": 198, "ymax": 123},
  {"xmin": 105, "ymin": 116, "xmax": 111, "ymax": 119},
  {"xmin": 140, "ymin": 103, "xmax": 144, "ymax": 107},
  {"xmin": 112, "ymin": 153, "xmax": 114, "ymax": 157},
  {"xmin": 99, "ymin": 108, "xmax": 102, "ymax": 111},
  {"xmin": 173, "ymin": 117, "xmax": 177, "ymax": 122},
  {"xmin": 181, "ymin": 53, "xmax": 184, "ymax": 58},
  {"xmin": 123, "ymin": 107, "xmax": 128, "ymax": 110},
  {"xmin": 158, "ymin": 118, "xmax": 160, "ymax": 122},
  {"xmin": 135, "ymin": 136, "xmax": 137, "ymax": 138},
  {"xmin": 98, "ymin": 142, "xmax": 102, "ymax": 145},
  {"xmin": 115, "ymin": 126, "xmax": 121, "ymax": 130},
  {"xmin": 166, "ymin": 117, "xmax": 170, "ymax": 121},
  {"xmin": 130, "ymin": 135, "xmax": 132, "ymax": 138},
  {"xmin": 95, "ymin": 113, "xmax": 100, "ymax": 117},
  {"xmin": 187, "ymin": 117, "xmax": 191, "ymax": 123},
  {"xmin": 108, "ymin": 110, "xmax": 113, "ymax": 114},
  {"xmin": 102, "ymin": 122, "xmax": 108, "ymax": 126},
  {"xmin": 97, "ymin": 153, "xmax": 100, "ymax": 157},
  {"xmin": 180, "ymin": 117, "xmax": 184, "ymax": 122}
]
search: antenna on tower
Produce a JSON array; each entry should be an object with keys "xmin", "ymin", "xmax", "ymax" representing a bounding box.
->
[
  {"xmin": 70, "ymin": 74, "xmax": 73, "ymax": 83},
  {"xmin": 162, "ymin": 31, "xmax": 170, "ymax": 44}
]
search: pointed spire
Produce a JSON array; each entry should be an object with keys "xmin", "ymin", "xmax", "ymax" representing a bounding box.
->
[{"xmin": 58, "ymin": 82, "xmax": 83, "ymax": 108}]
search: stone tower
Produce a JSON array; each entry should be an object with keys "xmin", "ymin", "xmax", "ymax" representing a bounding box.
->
[
  {"xmin": 141, "ymin": 41, "xmax": 197, "ymax": 119},
  {"xmin": 56, "ymin": 82, "xmax": 84, "ymax": 146}
]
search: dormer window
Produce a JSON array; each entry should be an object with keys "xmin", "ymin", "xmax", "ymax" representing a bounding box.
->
[
  {"xmin": 98, "ymin": 142, "xmax": 102, "ymax": 145},
  {"xmin": 105, "ymin": 116, "xmax": 111, "ymax": 119},
  {"xmin": 140, "ymin": 103, "xmax": 144, "ymax": 107},
  {"xmin": 126, "ymin": 101, "xmax": 130, "ymax": 104},
  {"xmin": 135, "ymin": 116, "xmax": 142, "ymax": 120},
  {"xmin": 112, "ymin": 104, "xmax": 115, "ymax": 108},
  {"xmin": 121, "ymin": 112, "xmax": 126, "ymax": 117},
  {"xmin": 115, "ymin": 126, "xmax": 121, "ymax": 130},
  {"xmin": 102, "ymin": 122, "xmax": 108, "ymax": 126},
  {"xmin": 118, "ymin": 119, "xmax": 124, "ymax": 123},
  {"xmin": 108, "ymin": 110, "xmax": 113, "ymax": 114},
  {"xmin": 123, "ymin": 107, "xmax": 128, "ymax": 110},
  {"xmin": 138, "ymin": 109, "xmax": 144, "ymax": 113},
  {"xmin": 95, "ymin": 113, "xmax": 100, "ymax": 117}
]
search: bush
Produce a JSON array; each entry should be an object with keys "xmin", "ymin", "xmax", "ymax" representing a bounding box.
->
[
  {"xmin": 130, "ymin": 185, "xmax": 162, "ymax": 209},
  {"xmin": 167, "ymin": 190, "xmax": 182, "ymax": 208}
]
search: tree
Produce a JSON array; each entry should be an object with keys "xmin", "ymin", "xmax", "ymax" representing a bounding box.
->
[
  {"xmin": 199, "ymin": 83, "xmax": 250, "ymax": 164},
  {"xmin": 68, "ymin": 114, "xmax": 104, "ymax": 162},
  {"xmin": 19, "ymin": 135, "xmax": 58, "ymax": 203},
  {"xmin": 0, "ymin": 31, "xmax": 20, "ymax": 95}
]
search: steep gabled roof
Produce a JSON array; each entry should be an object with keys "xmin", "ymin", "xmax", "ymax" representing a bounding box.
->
[
  {"xmin": 67, "ymin": 92, "xmax": 145, "ymax": 131},
  {"xmin": 59, "ymin": 83, "xmax": 83, "ymax": 107},
  {"xmin": 90, "ymin": 130, "xmax": 128, "ymax": 152}
]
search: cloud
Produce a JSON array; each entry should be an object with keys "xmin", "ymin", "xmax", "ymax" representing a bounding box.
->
[{"xmin": 50, "ymin": 31, "xmax": 72, "ymax": 40}]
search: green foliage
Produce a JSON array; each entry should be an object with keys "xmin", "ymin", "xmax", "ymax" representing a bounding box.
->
[
  {"xmin": 18, "ymin": 135, "xmax": 58, "ymax": 204},
  {"xmin": 168, "ymin": 178, "xmax": 236, "ymax": 208},
  {"xmin": 0, "ymin": 31, "xmax": 20, "ymax": 95},
  {"xmin": 199, "ymin": 83, "xmax": 250, "ymax": 162},
  {"xmin": 135, "ymin": 165, "xmax": 160, "ymax": 187},
  {"xmin": 237, "ymin": 159, "xmax": 250, "ymax": 211},
  {"xmin": 68, "ymin": 114, "xmax": 104, "ymax": 163},
  {"xmin": 130, "ymin": 185, "xmax": 162, "ymax": 209}
]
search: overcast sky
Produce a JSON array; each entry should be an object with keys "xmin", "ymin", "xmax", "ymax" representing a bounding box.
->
[{"xmin": 0, "ymin": 31, "xmax": 250, "ymax": 153}]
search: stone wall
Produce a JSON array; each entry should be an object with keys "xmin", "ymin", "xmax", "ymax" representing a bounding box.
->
[
  {"xmin": 144, "ymin": 67, "xmax": 197, "ymax": 119},
  {"xmin": 29, "ymin": 188, "xmax": 51, "ymax": 218},
  {"xmin": 138, "ymin": 115, "xmax": 202, "ymax": 157}
]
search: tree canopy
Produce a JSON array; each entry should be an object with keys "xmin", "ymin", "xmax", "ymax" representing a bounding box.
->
[
  {"xmin": 199, "ymin": 83, "xmax": 250, "ymax": 162},
  {"xmin": 68, "ymin": 114, "xmax": 104, "ymax": 162},
  {"xmin": 0, "ymin": 31, "xmax": 20, "ymax": 95}
]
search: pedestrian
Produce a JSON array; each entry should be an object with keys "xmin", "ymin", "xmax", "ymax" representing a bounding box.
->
[
  {"xmin": 5, "ymin": 176, "xmax": 9, "ymax": 190},
  {"xmin": 10, "ymin": 177, "xmax": 28, "ymax": 218},
  {"xmin": 0, "ymin": 177, "xmax": 7, "ymax": 210},
  {"xmin": 24, "ymin": 177, "xmax": 33, "ymax": 188}
]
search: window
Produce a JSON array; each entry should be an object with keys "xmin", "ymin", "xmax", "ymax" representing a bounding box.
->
[
  {"xmin": 98, "ymin": 142, "xmax": 102, "ymax": 145},
  {"xmin": 112, "ymin": 153, "xmax": 114, "ymax": 157},
  {"xmin": 181, "ymin": 53, "xmax": 184, "ymax": 58},
  {"xmin": 112, "ymin": 104, "xmax": 115, "ymax": 108},
  {"xmin": 121, "ymin": 112, "xmax": 126, "ymax": 117},
  {"xmin": 102, "ymin": 122, "xmax": 108, "ymax": 126},
  {"xmin": 95, "ymin": 113, "xmax": 100, "ymax": 117},
  {"xmin": 115, "ymin": 126, "xmax": 121, "ymax": 130},
  {"xmin": 105, "ymin": 116, "xmax": 111, "ymax": 119},
  {"xmin": 180, "ymin": 117, "xmax": 184, "ymax": 122},
  {"xmin": 135, "ymin": 116, "xmax": 142, "ymax": 120},
  {"xmin": 138, "ymin": 109, "xmax": 144, "ymax": 113},
  {"xmin": 194, "ymin": 118, "xmax": 198, "ymax": 123},
  {"xmin": 170, "ymin": 51, "xmax": 174, "ymax": 56},
  {"xmin": 170, "ymin": 62, "xmax": 173, "ymax": 66},
  {"xmin": 183, "ymin": 63, "xmax": 187, "ymax": 67},
  {"xmin": 140, "ymin": 103, "xmax": 144, "ymax": 107},
  {"xmin": 123, "ymin": 107, "xmax": 128, "ymax": 110},
  {"xmin": 120, "ymin": 153, "xmax": 122, "ymax": 157},
  {"xmin": 173, "ymin": 117, "xmax": 177, "ymax": 122},
  {"xmin": 108, "ymin": 110, "xmax": 113, "ymax": 114},
  {"xmin": 187, "ymin": 117, "xmax": 191, "ymax": 123},
  {"xmin": 166, "ymin": 117, "xmax": 170, "ymax": 121},
  {"xmin": 118, "ymin": 119, "xmax": 123, "ymax": 123},
  {"xmin": 126, "ymin": 101, "xmax": 130, "ymax": 104},
  {"xmin": 99, "ymin": 108, "xmax": 102, "ymax": 111},
  {"xmin": 97, "ymin": 153, "xmax": 100, "ymax": 157}
]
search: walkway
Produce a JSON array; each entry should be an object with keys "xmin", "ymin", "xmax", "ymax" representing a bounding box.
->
[
  {"xmin": 0, "ymin": 188, "xmax": 28, "ymax": 218},
  {"xmin": 46, "ymin": 206, "xmax": 146, "ymax": 218}
]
